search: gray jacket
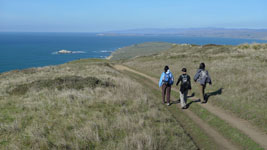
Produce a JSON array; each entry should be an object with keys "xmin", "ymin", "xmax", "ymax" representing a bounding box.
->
[{"xmin": 194, "ymin": 69, "xmax": 212, "ymax": 85}]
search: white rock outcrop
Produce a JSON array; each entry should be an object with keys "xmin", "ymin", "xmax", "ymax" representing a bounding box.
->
[{"xmin": 58, "ymin": 50, "xmax": 73, "ymax": 54}]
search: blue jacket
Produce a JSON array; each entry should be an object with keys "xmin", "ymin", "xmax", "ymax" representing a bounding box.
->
[
  {"xmin": 159, "ymin": 70, "xmax": 174, "ymax": 87},
  {"xmin": 194, "ymin": 69, "xmax": 212, "ymax": 85}
]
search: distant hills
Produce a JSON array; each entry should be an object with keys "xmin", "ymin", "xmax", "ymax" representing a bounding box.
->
[{"xmin": 99, "ymin": 28, "xmax": 267, "ymax": 40}]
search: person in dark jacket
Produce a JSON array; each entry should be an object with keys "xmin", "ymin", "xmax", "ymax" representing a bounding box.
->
[
  {"xmin": 194, "ymin": 63, "xmax": 212, "ymax": 103},
  {"xmin": 176, "ymin": 68, "xmax": 192, "ymax": 109},
  {"xmin": 159, "ymin": 66, "xmax": 174, "ymax": 106}
]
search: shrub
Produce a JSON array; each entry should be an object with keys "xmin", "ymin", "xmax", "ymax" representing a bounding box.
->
[{"xmin": 7, "ymin": 76, "xmax": 114, "ymax": 95}]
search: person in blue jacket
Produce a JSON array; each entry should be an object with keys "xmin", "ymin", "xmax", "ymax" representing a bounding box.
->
[
  {"xmin": 159, "ymin": 66, "xmax": 174, "ymax": 106},
  {"xmin": 194, "ymin": 63, "xmax": 212, "ymax": 103}
]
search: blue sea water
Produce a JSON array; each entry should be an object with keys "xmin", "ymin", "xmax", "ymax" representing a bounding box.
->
[{"xmin": 0, "ymin": 32, "xmax": 266, "ymax": 73}]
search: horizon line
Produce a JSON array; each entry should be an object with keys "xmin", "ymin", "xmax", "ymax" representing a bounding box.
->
[{"xmin": 1, "ymin": 27, "xmax": 267, "ymax": 33}]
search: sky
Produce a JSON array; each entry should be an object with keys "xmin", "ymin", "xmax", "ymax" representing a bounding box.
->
[{"xmin": 0, "ymin": 0, "xmax": 267, "ymax": 32}]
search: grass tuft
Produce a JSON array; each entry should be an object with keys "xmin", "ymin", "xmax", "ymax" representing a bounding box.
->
[{"xmin": 7, "ymin": 76, "xmax": 114, "ymax": 95}]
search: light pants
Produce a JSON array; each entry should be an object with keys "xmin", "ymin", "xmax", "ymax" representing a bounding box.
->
[{"xmin": 179, "ymin": 90, "xmax": 188, "ymax": 108}]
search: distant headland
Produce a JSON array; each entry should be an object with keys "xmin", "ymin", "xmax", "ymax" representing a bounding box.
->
[{"xmin": 98, "ymin": 28, "xmax": 267, "ymax": 40}]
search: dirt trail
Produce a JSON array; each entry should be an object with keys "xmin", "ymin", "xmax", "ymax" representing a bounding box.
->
[
  {"xmin": 114, "ymin": 64, "xmax": 267, "ymax": 149},
  {"xmin": 114, "ymin": 65, "xmax": 238, "ymax": 150}
]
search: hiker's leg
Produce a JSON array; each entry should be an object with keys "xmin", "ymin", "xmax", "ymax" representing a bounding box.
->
[
  {"xmin": 199, "ymin": 84, "xmax": 204, "ymax": 102},
  {"xmin": 184, "ymin": 90, "xmax": 188, "ymax": 105},
  {"xmin": 166, "ymin": 85, "xmax": 171, "ymax": 103},
  {"xmin": 203, "ymin": 85, "xmax": 206, "ymax": 102},
  {"xmin": 162, "ymin": 84, "xmax": 166, "ymax": 103},
  {"xmin": 200, "ymin": 84, "xmax": 205, "ymax": 102},
  {"xmin": 180, "ymin": 91, "xmax": 185, "ymax": 108}
]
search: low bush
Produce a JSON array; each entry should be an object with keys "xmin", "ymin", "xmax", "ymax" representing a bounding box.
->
[{"xmin": 8, "ymin": 76, "xmax": 114, "ymax": 95}]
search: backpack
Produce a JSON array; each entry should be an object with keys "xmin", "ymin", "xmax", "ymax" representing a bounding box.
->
[
  {"xmin": 181, "ymin": 74, "xmax": 189, "ymax": 89},
  {"xmin": 199, "ymin": 70, "xmax": 207, "ymax": 82},
  {"xmin": 163, "ymin": 73, "xmax": 170, "ymax": 83}
]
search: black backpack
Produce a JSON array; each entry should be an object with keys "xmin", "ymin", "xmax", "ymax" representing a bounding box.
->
[{"xmin": 181, "ymin": 74, "xmax": 190, "ymax": 89}]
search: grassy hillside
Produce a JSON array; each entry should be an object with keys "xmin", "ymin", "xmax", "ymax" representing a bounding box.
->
[
  {"xmin": 1, "ymin": 42, "xmax": 267, "ymax": 149},
  {"xmin": 109, "ymin": 42, "xmax": 173, "ymax": 60},
  {"xmin": 0, "ymin": 59, "xmax": 196, "ymax": 149},
  {"xmin": 123, "ymin": 43, "xmax": 267, "ymax": 133}
]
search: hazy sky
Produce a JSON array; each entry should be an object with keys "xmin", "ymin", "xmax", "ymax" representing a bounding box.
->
[{"xmin": 0, "ymin": 0, "xmax": 266, "ymax": 32}]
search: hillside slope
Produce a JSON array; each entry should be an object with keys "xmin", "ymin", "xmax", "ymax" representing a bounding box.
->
[
  {"xmin": 123, "ymin": 43, "xmax": 267, "ymax": 134},
  {"xmin": 0, "ymin": 59, "xmax": 197, "ymax": 149},
  {"xmin": 109, "ymin": 42, "xmax": 173, "ymax": 60},
  {"xmin": 1, "ymin": 42, "xmax": 267, "ymax": 149}
]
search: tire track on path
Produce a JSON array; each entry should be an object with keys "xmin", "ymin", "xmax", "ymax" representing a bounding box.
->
[
  {"xmin": 114, "ymin": 64, "xmax": 267, "ymax": 149},
  {"xmin": 114, "ymin": 64, "xmax": 239, "ymax": 150}
]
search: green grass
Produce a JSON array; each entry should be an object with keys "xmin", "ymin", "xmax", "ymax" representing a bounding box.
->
[
  {"xmin": 122, "ymin": 69, "xmax": 218, "ymax": 150},
  {"xmin": 2, "ymin": 42, "xmax": 267, "ymax": 149},
  {"xmin": 7, "ymin": 76, "xmax": 113, "ymax": 95},
  {"xmin": 172, "ymin": 92, "xmax": 262, "ymax": 149},
  {"xmin": 123, "ymin": 43, "xmax": 267, "ymax": 134},
  {"xmin": 0, "ymin": 60, "xmax": 197, "ymax": 149},
  {"xmin": 110, "ymin": 42, "xmax": 174, "ymax": 60},
  {"xmin": 122, "ymin": 65, "xmax": 262, "ymax": 149}
]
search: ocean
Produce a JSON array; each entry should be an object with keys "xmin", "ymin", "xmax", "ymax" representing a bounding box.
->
[{"xmin": 0, "ymin": 32, "xmax": 266, "ymax": 73}]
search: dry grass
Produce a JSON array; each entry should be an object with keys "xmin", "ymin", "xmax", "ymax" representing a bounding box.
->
[
  {"xmin": 123, "ymin": 43, "xmax": 267, "ymax": 133},
  {"xmin": 7, "ymin": 76, "xmax": 114, "ymax": 95},
  {"xmin": 236, "ymin": 43, "xmax": 267, "ymax": 50},
  {"xmin": 110, "ymin": 42, "xmax": 173, "ymax": 60},
  {"xmin": 0, "ymin": 60, "xmax": 196, "ymax": 149}
]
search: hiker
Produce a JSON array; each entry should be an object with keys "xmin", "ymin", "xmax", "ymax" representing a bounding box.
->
[
  {"xmin": 194, "ymin": 63, "xmax": 212, "ymax": 103},
  {"xmin": 176, "ymin": 68, "xmax": 192, "ymax": 109},
  {"xmin": 159, "ymin": 65, "xmax": 174, "ymax": 106}
]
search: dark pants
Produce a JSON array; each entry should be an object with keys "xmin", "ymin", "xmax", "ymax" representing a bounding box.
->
[
  {"xmin": 198, "ymin": 84, "xmax": 206, "ymax": 102},
  {"xmin": 162, "ymin": 84, "xmax": 171, "ymax": 103}
]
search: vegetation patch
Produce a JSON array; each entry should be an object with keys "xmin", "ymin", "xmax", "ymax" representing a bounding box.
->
[
  {"xmin": 203, "ymin": 44, "xmax": 222, "ymax": 47},
  {"xmin": 0, "ymin": 61, "xmax": 197, "ymax": 149},
  {"xmin": 110, "ymin": 42, "xmax": 173, "ymax": 60},
  {"xmin": 8, "ymin": 76, "xmax": 114, "ymax": 95},
  {"xmin": 123, "ymin": 42, "xmax": 267, "ymax": 135},
  {"xmin": 237, "ymin": 43, "xmax": 267, "ymax": 50}
]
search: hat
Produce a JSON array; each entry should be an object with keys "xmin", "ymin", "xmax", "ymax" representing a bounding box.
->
[{"xmin": 181, "ymin": 68, "xmax": 187, "ymax": 72}]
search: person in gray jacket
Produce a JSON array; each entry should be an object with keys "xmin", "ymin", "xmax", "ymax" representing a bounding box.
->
[{"xmin": 194, "ymin": 63, "xmax": 212, "ymax": 103}]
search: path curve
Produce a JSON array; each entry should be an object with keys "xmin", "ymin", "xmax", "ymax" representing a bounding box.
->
[
  {"xmin": 114, "ymin": 64, "xmax": 238, "ymax": 150},
  {"xmin": 114, "ymin": 64, "xmax": 267, "ymax": 149}
]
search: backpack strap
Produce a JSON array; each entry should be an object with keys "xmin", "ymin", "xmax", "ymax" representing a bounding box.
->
[{"xmin": 182, "ymin": 74, "xmax": 187, "ymax": 80}]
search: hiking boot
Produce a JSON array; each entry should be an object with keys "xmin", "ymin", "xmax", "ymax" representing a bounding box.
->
[
  {"xmin": 182, "ymin": 106, "xmax": 187, "ymax": 109},
  {"xmin": 201, "ymin": 101, "xmax": 206, "ymax": 104},
  {"xmin": 166, "ymin": 103, "xmax": 170, "ymax": 106}
]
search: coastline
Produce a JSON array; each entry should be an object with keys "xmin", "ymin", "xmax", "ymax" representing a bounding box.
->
[
  {"xmin": 106, "ymin": 54, "xmax": 113, "ymax": 60},
  {"xmin": 2, "ymin": 40, "xmax": 267, "ymax": 73},
  {"xmin": 2, "ymin": 33, "xmax": 267, "ymax": 73}
]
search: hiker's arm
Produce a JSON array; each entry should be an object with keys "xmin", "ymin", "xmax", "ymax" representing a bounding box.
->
[
  {"xmin": 176, "ymin": 76, "xmax": 181, "ymax": 86},
  {"xmin": 193, "ymin": 71, "xmax": 199, "ymax": 82},
  {"xmin": 207, "ymin": 71, "xmax": 212, "ymax": 85},
  {"xmin": 188, "ymin": 76, "xmax": 192, "ymax": 90},
  {"xmin": 159, "ymin": 73, "xmax": 164, "ymax": 87}
]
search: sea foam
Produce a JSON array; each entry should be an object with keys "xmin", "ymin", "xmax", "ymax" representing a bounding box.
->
[{"xmin": 52, "ymin": 50, "xmax": 86, "ymax": 54}]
